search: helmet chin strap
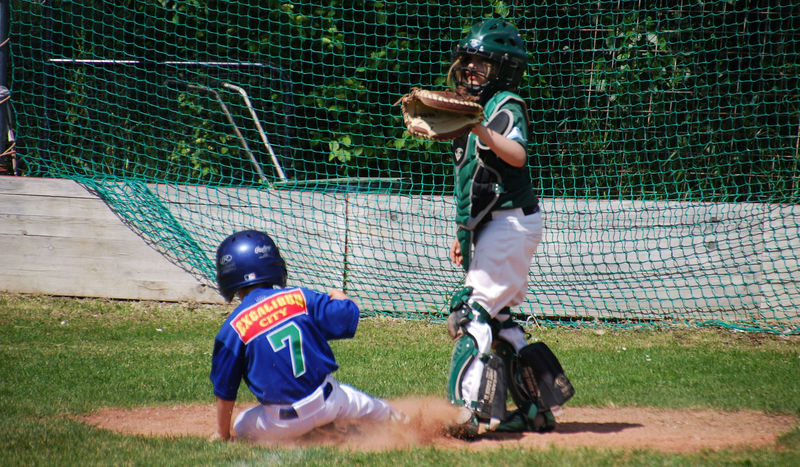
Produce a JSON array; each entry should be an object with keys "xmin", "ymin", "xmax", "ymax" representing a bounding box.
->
[{"xmin": 461, "ymin": 83, "xmax": 483, "ymax": 96}]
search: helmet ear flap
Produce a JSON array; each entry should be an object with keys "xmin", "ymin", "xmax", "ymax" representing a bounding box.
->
[{"xmin": 446, "ymin": 54, "xmax": 464, "ymax": 89}]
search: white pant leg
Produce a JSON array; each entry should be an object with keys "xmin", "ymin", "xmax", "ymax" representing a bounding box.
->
[
  {"xmin": 233, "ymin": 404, "xmax": 309, "ymax": 441},
  {"xmin": 458, "ymin": 320, "xmax": 492, "ymax": 404},
  {"xmin": 233, "ymin": 377, "xmax": 395, "ymax": 442},
  {"xmin": 466, "ymin": 209, "xmax": 543, "ymax": 317},
  {"xmin": 498, "ymin": 325, "xmax": 529, "ymax": 352},
  {"xmin": 459, "ymin": 208, "xmax": 542, "ymax": 406},
  {"xmin": 329, "ymin": 381, "xmax": 395, "ymax": 421}
]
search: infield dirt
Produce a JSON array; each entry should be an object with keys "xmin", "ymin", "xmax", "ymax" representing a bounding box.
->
[{"xmin": 81, "ymin": 396, "xmax": 798, "ymax": 453}]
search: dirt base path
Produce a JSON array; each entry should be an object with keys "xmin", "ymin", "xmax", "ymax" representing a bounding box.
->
[{"xmin": 81, "ymin": 397, "xmax": 798, "ymax": 453}]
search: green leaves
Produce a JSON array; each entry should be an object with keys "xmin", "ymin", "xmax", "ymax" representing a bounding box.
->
[{"xmin": 12, "ymin": 1, "xmax": 799, "ymax": 201}]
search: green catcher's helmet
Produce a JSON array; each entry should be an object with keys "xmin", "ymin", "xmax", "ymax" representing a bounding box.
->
[{"xmin": 449, "ymin": 19, "xmax": 528, "ymax": 100}]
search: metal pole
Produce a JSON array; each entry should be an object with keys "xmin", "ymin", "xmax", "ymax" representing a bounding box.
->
[
  {"xmin": 0, "ymin": 0, "xmax": 8, "ymax": 96},
  {"xmin": 0, "ymin": 0, "xmax": 13, "ymax": 175},
  {"xmin": 219, "ymin": 81, "xmax": 288, "ymax": 181},
  {"xmin": 41, "ymin": 0, "xmax": 54, "ymax": 175},
  {"xmin": 164, "ymin": 80, "xmax": 267, "ymax": 182},
  {"xmin": 48, "ymin": 60, "xmax": 295, "ymax": 180}
]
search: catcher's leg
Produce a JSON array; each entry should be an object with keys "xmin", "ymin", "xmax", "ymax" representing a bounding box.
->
[
  {"xmin": 446, "ymin": 288, "xmax": 508, "ymax": 439},
  {"xmin": 492, "ymin": 308, "xmax": 557, "ymax": 433},
  {"xmin": 494, "ymin": 340, "xmax": 556, "ymax": 433}
]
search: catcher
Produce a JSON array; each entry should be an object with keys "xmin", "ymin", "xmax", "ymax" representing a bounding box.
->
[{"xmin": 405, "ymin": 19, "xmax": 575, "ymax": 438}]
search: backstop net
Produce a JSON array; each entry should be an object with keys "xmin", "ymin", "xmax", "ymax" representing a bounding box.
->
[{"xmin": 12, "ymin": 1, "xmax": 800, "ymax": 333}]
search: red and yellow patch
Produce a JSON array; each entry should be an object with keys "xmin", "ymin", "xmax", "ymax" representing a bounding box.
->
[{"xmin": 230, "ymin": 289, "xmax": 307, "ymax": 344}]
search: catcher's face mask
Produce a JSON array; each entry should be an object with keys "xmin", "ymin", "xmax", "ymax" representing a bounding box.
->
[{"xmin": 448, "ymin": 55, "xmax": 497, "ymax": 96}]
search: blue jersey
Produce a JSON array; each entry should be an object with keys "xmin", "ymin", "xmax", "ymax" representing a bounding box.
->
[{"xmin": 210, "ymin": 286, "xmax": 359, "ymax": 404}]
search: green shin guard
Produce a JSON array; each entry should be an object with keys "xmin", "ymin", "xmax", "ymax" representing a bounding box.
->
[
  {"xmin": 447, "ymin": 334, "xmax": 478, "ymax": 406},
  {"xmin": 447, "ymin": 334, "xmax": 509, "ymax": 436},
  {"xmin": 495, "ymin": 340, "xmax": 557, "ymax": 433}
]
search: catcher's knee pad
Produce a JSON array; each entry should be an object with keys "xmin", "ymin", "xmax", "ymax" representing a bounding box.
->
[
  {"xmin": 446, "ymin": 307, "xmax": 472, "ymax": 341},
  {"xmin": 446, "ymin": 286, "xmax": 492, "ymax": 339}
]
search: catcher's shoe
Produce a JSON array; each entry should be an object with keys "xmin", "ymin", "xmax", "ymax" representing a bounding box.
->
[
  {"xmin": 530, "ymin": 409, "xmax": 556, "ymax": 433},
  {"xmin": 520, "ymin": 401, "xmax": 556, "ymax": 433},
  {"xmin": 494, "ymin": 406, "xmax": 557, "ymax": 433},
  {"xmin": 494, "ymin": 410, "xmax": 528, "ymax": 433}
]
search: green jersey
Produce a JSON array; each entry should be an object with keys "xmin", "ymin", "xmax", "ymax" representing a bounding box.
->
[{"xmin": 452, "ymin": 91, "xmax": 539, "ymax": 231}]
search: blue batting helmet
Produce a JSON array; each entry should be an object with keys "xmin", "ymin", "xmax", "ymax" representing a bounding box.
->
[{"xmin": 215, "ymin": 230, "xmax": 287, "ymax": 302}]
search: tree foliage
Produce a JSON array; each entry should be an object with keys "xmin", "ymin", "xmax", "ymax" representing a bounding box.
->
[{"xmin": 12, "ymin": 1, "xmax": 800, "ymax": 201}]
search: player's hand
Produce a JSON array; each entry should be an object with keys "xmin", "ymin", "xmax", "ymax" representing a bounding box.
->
[
  {"xmin": 328, "ymin": 289, "xmax": 350, "ymax": 301},
  {"xmin": 450, "ymin": 237, "xmax": 463, "ymax": 267},
  {"xmin": 208, "ymin": 432, "xmax": 230, "ymax": 442}
]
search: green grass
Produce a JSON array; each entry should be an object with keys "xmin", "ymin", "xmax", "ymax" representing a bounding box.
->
[{"xmin": 1, "ymin": 293, "xmax": 798, "ymax": 466}]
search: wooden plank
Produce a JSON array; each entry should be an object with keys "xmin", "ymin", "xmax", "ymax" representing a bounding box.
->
[
  {"xmin": 0, "ymin": 177, "xmax": 224, "ymax": 303},
  {"xmin": 340, "ymin": 193, "xmax": 459, "ymax": 311},
  {"xmin": 0, "ymin": 176, "xmax": 96, "ymax": 197},
  {"xmin": 0, "ymin": 212, "xmax": 154, "ymax": 239},
  {"xmin": 528, "ymin": 198, "xmax": 790, "ymax": 318},
  {"xmin": 0, "ymin": 193, "xmax": 124, "ymax": 221},
  {"xmin": 4, "ymin": 269, "xmax": 221, "ymax": 302},
  {"xmin": 143, "ymin": 184, "xmax": 350, "ymax": 289}
]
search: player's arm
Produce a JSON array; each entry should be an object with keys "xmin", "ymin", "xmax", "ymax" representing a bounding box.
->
[
  {"xmin": 470, "ymin": 124, "xmax": 526, "ymax": 167},
  {"xmin": 305, "ymin": 288, "xmax": 359, "ymax": 339},
  {"xmin": 210, "ymin": 338, "xmax": 243, "ymax": 441},
  {"xmin": 215, "ymin": 396, "xmax": 235, "ymax": 441}
]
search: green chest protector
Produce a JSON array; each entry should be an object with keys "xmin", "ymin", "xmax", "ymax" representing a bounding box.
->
[{"xmin": 451, "ymin": 91, "xmax": 531, "ymax": 270}]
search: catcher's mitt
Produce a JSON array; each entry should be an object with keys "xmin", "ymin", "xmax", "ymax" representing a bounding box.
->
[{"xmin": 396, "ymin": 87, "xmax": 484, "ymax": 141}]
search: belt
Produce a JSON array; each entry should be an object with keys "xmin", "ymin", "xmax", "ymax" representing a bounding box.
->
[
  {"xmin": 522, "ymin": 205, "xmax": 540, "ymax": 216},
  {"xmin": 278, "ymin": 382, "xmax": 333, "ymax": 420}
]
